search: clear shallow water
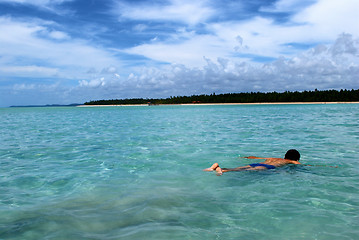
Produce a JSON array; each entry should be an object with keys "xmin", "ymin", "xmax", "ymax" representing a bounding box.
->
[{"xmin": 0, "ymin": 104, "xmax": 358, "ymax": 239}]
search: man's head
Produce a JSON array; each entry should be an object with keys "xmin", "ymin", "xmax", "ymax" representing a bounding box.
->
[{"xmin": 285, "ymin": 149, "xmax": 300, "ymax": 161}]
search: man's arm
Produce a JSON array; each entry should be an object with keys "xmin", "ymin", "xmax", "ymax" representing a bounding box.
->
[
  {"xmin": 242, "ymin": 156, "xmax": 267, "ymax": 159},
  {"xmin": 287, "ymin": 160, "xmax": 301, "ymax": 165}
]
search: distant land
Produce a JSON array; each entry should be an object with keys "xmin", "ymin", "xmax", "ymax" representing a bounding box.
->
[
  {"xmin": 10, "ymin": 103, "xmax": 81, "ymax": 108},
  {"xmin": 84, "ymin": 89, "xmax": 359, "ymax": 105},
  {"xmin": 8, "ymin": 89, "xmax": 359, "ymax": 107}
]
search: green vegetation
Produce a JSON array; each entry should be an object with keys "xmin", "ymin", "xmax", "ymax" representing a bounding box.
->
[{"xmin": 84, "ymin": 89, "xmax": 359, "ymax": 105}]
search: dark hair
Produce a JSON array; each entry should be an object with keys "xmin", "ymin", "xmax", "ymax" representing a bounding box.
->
[{"xmin": 285, "ymin": 149, "xmax": 300, "ymax": 161}]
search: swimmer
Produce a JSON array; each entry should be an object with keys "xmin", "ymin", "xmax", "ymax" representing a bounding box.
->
[{"xmin": 204, "ymin": 149, "xmax": 301, "ymax": 175}]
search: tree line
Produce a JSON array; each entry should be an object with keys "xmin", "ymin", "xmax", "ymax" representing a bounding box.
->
[{"xmin": 84, "ymin": 89, "xmax": 359, "ymax": 105}]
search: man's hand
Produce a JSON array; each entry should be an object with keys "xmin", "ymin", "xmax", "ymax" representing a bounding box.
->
[{"xmin": 244, "ymin": 156, "xmax": 264, "ymax": 159}]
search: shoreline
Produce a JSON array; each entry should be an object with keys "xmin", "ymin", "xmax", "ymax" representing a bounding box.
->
[{"xmin": 77, "ymin": 101, "xmax": 359, "ymax": 107}]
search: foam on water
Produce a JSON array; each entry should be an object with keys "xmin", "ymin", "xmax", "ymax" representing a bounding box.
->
[{"xmin": 0, "ymin": 104, "xmax": 358, "ymax": 239}]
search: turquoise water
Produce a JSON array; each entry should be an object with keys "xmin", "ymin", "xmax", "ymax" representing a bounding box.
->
[{"xmin": 0, "ymin": 104, "xmax": 358, "ymax": 239}]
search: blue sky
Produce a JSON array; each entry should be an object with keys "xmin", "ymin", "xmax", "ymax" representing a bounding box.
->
[{"xmin": 0, "ymin": 0, "xmax": 358, "ymax": 106}]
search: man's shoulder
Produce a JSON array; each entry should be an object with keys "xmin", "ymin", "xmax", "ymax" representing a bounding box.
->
[
  {"xmin": 263, "ymin": 158, "xmax": 285, "ymax": 164},
  {"xmin": 263, "ymin": 158, "xmax": 299, "ymax": 166}
]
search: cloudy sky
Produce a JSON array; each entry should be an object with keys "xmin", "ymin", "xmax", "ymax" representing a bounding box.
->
[{"xmin": 0, "ymin": 0, "xmax": 358, "ymax": 106}]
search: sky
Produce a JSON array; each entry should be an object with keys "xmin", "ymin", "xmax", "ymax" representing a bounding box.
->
[{"xmin": 0, "ymin": 0, "xmax": 358, "ymax": 107}]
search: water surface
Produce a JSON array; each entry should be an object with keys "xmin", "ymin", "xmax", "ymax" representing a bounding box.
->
[{"xmin": 0, "ymin": 104, "xmax": 358, "ymax": 239}]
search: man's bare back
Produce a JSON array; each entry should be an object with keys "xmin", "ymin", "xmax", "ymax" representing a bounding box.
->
[
  {"xmin": 204, "ymin": 149, "xmax": 301, "ymax": 175},
  {"xmin": 253, "ymin": 157, "xmax": 301, "ymax": 167}
]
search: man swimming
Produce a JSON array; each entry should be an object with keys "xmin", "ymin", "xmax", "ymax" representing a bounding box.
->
[{"xmin": 204, "ymin": 149, "xmax": 301, "ymax": 175}]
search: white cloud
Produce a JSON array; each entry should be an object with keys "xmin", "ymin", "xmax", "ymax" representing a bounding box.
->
[
  {"xmin": 260, "ymin": 0, "xmax": 315, "ymax": 12},
  {"xmin": 13, "ymin": 82, "xmax": 60, "ymax": 91},
  {"xmin": 133, "ymin": 24, "xmax": 148, "ymax": 32},
  {"xmin": 121, "ymin": 0, "xmax": 359, "ymax": 66},
  {"xmin": 4, "ymin": 34, "xmax": 358, "ymax": 107},
  {"xmin": 292, "ymin": 0, "xmax": 359, "ymax": 40},
  {"xmin": 211, "ymin": 0, "xmax": 359, "ymax": 59},
  {"xmin": 79, "ymin": 77, "xmax": 106, "ymax": 88},
  {"xmin": 101, "ymin": 66, "xmax": 117, "ymax": 74},
  {"xmin": 73, "ymin": 34, "xmax": 359, "ymax": 100},
  {"xmin": 0, "ymin": 0, "xmax": 74, "ymax": 15},
  {"xmin": 0, "ymin": 0, "xmax": 71, "ymax": 7},
  {"xmin": 48, "ymin": 30, "xmax": 70, "ymax": 40},
  {"xmin": 121, "ymin": 34, "xmax": 359, "ymax": 93},
  {"xmin": 0, "ymin": 65, "xmax": 58, "ymax": 76},
  {"xmin": 0, "ymin": 17, "xmax": 122, "ymax": 79},
  {"xmin": 115, "ymin": 0, "xmax": 214, "ymax": 25},
  {"xmin": 209, "ymin": 17, "xmax": 284, "ymax": 57},
  {"xmin": 123, "ymin": 16, "xmax": 303, "ymax": 67},
  {"xmin": 123, "ymin": 31, "xmax": 229, "ymax": 67}
]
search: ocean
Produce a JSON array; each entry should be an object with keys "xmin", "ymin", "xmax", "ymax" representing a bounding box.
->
[{"xmin": 0, "ymin": 104, "xmax": 358, "ymax": 239}]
